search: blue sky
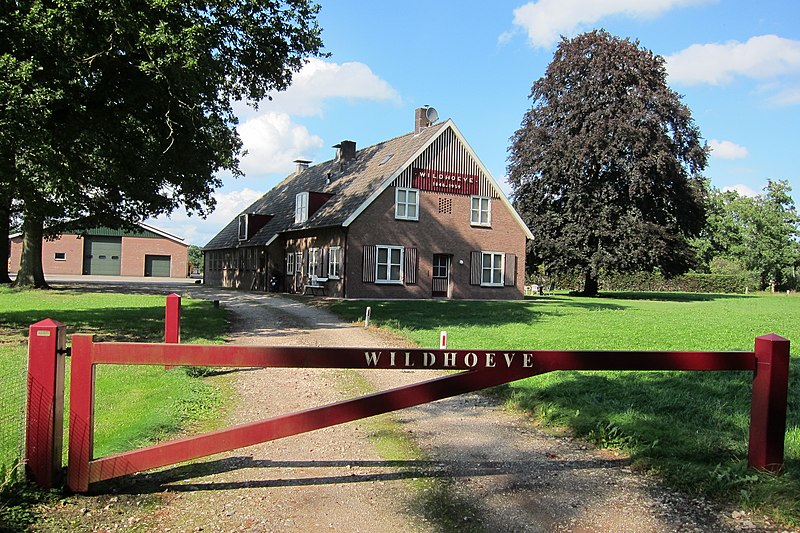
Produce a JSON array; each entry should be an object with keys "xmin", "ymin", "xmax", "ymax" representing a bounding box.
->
[{"xmin": 151, "ymin": 0, "xmax": 800, "ymax": 246}]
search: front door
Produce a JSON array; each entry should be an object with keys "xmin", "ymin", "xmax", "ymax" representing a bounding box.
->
[{"xmin": 432, "ymin": 254, "xmax": 451, "ymax": 298}]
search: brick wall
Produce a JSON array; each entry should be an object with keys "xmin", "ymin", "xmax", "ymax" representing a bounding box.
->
[
  {"xmin": 346, "ymin": 187, "xmax": 527, "ymax": 299},
  {"xmin": 120, "ymin": 236, "xmax": 188, "ymax": 277},
  {"xmin": 9, "ymin": 235, "xmax": 85, "ymax": 275},
  {"xmin": 10, "ymin": 233, "xmax": 188, "ymax": 278}
]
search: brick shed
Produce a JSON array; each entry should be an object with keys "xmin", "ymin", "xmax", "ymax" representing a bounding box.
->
[{"xmin": 9, "ymin": 223, "xmax": 189, "ymax": 278}]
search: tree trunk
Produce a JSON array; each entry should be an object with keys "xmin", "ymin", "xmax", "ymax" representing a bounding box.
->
[
  {"xmin": 0, "ymin": 194, "xmax": 11, "ymax": 284},
  {"xmin": 582, "ymin": 270, "xmax": 599, "ymax": 296},
  {"xmin": 11, "ymin": 211, "xmax": 49, "ymax": 289}
]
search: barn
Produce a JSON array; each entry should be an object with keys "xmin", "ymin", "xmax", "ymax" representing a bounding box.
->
[{"xmin": 9, "ymin": 223, "xmax": 189, "ymax": 278}]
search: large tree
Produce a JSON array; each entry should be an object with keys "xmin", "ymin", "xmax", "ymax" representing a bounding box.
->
[
  {"xmin": 2, "ymin": 0, "xmax": 324, "ymax": 287},
  {"xmin": 507, "ymin": 30, "xmax": 708, "ymax": 296}
]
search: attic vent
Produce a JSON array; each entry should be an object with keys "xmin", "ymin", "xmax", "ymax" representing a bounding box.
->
[{"xmin": 380, "ymin": 154, "xmax": 394, "ymax": 165}]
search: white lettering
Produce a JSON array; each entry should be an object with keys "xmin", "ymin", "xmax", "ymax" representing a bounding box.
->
[
  {"xmin": 405, "ymin": 352, "xmax": 415, "ymax": 367},
  {"xmin": 423, "ymin": 352, "xmax": 436, "ymax": 367},
  {"xmin": 465, "ymin": 352, "xmax": 478, "ymax": 368},
  {"xmin": 503, "ymin": 353, "xmax": 515, "ymax": 367},
  {"xmin": 485, "ymin": 353, "xmax": 496, "ymax": 367},
  {"xmin": 365, "ymin": 351, "xmax": 381, "ymax": 366},
  {"xmin": 443, "ymin": 352, "xmax": 457, "ymax": 367},
  {"xmin": 390, "ymin": 352, "xmax": 396, "ymax": 367},
  {"xmin": 523, "ymin": 353, "xmax": 534, "ymax": 368}
]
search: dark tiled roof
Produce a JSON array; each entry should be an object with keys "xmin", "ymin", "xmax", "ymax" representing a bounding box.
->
[{"xmin": 204, "ymin": 121, "xmax": 448, "ymax": 250}]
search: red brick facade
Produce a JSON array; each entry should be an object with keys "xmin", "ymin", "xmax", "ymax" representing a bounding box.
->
[
  {"xmin": 9, "ymin": 227, "xmax": 188, "ymax": 278},
  {"xmin": 204, "ymin": 114, "xmax": 532, "ymax": 300}
]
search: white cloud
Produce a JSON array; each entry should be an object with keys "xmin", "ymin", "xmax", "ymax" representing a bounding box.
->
[
  {"xmin": 708, "ymin": 139, "xmax": 749, "ymax": 160},
  {"xmin": 258, "ymin": 58, "xmax": 401, "ymax": 117},
  {"xmin": 148, "ymin": 188, "xmax": 265, "ymax": 246},
  {"xmin": 722, "ymin": 184, "xmax": 759, "ymax": 198},
  {"xmin": 238, "ymin": 112, "xmax": 325, "ymax": 176},
  {"xmin": 510, "ymin": 0, "xmax": 712, "ymax": 49},
  {"xmin": 666, "ymin": 35, "xmax": 800, "ymax": 85}
]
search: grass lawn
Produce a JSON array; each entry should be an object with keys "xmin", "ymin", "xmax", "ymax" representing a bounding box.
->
[
  {"xmin": 0, "ymin": 286, "xmax": 227, "ymax": 471},
  {"xmin": 327, "ymin": 292, "xmax": 800, "ymax": 525}
]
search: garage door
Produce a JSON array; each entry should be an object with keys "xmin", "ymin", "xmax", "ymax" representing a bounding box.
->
[
  {"xmin": 84, "ymin": 237, "xmax": 121, "ymax": 276},
  {"xmin": 145, "ymin": 255, "xmax": 171, "ymax": 277}
]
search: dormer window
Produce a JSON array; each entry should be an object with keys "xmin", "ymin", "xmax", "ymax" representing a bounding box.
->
[
  {"xmin": 237, "ymin": 214, "xmax": 248, "ymax": 241},
  {"xmin": 295, "ymin": 192, "xmax": 309, "ymax": 223}
]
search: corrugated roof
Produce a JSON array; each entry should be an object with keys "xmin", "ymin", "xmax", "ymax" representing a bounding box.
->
[{"xmin": 204, "ymin": 121, "xmax": 449, "ymax": 250}]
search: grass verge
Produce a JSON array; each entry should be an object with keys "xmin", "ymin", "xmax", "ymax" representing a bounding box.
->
[
  {"xmin": 326, "ymin": 292, "xmax": 800, "ymax": 526},
  {"xmin": 0, "ymin": 286, "xmax": 228, "ymax": 530},
  {"xmin": 334, "ymin": 369, "xmax": 484, "ymax": 532}
]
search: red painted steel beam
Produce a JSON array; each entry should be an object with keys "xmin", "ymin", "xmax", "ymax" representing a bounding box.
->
[
  {"xmin": 748, "ymin": 334, "xmax": 790, "ymax": 473},
  {"xmin": 25, "ymin": 319, "xmax": 67, "ymax": 490},
  {"xmin": 86, "ymin": 342, "xmax": 757, "ymax": 372},
  {"xmin": 84, "ymin": 365, "xmax": 541, "ymax": 488}
]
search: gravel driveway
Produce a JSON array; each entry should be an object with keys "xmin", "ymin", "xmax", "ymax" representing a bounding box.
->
[{"xmin": 45, "ymin": 281, "xmax": 783, "ymax": 532}]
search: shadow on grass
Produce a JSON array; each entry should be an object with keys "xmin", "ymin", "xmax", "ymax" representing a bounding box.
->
[
  {"xmin": 596, "ymin": 291, "xmax": 753, "ymax": 303},
  {"xmin": 0, "ymin": 303, "xmax": 225, "ymax": 343},
  {"xmin": 328, "ymin": 297, "xmax": 628, "ymax": 330},
  {"xmin": 500, "ymin": 359, "xmax": 800, "ymax": 494}
]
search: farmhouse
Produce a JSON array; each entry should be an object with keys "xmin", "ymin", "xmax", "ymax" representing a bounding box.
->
[
  {"xmin": 204, "ymin": 108, "xmax": 533, "ymax": 299},
  {"xmin": 9, "ymin": 223, "xmax": 189, "ymax": 278}
]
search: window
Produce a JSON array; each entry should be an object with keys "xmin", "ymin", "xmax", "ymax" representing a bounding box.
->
[
  {"xmin": 481, "ymin": 252, "xmax": 504, "ymax": 286},
  {"xmin": 286, "ymin": 252, "xmax": 295, "ymax": 274},
  {"xmin": 308, "ymin": 248, "xmax": 320, "ymax": 277},
  {"xmin": 376, "ymin": 245, "xmax": 403, "ymax": 284},
  {"xmin": 470, "ymin": 196, "xmax": 491, "ymax": 226},
  {"xmin": 295, "ymin": 252, "xmax": 302, "ymax": 274},
  {"xmin": 54, "ymin": 252, "xmax": 66, "ymax": 261},
  {"xmin": 432, "ymin": 255, "xmax": 448, "ymax": 278},
  {"xmin": 238, "ymin": 214, "xmax": 248, "ymax": 240},
  {"xmin": 328, "ymin": 246, "xmax": 342, "ymax": 279},
  {"xmin": 395, "ymin": 188, "xmax": 419, "ymax": 221},
  {"xmin": 295, "ymin": 192, "xmax": 309, "ymax": 223}
]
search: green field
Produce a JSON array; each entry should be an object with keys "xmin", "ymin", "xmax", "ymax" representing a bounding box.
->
[
  {"xmin": 327, "ymin": 292, "xmax": 800, "ymax": 524},
  {"xmin": 0, "ymin": 287, "xmax": 227, "ymax": 469}
]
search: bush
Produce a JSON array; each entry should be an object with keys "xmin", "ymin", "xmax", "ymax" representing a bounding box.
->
[{"xmin": 530, "ymin": 269, "xmax": 761, "ymax": 294}]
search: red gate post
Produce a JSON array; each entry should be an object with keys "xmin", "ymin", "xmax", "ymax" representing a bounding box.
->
[
  {"xmin": 165, "ymin": 293, "xmax": 181, "ymax": 344},
  {"xmin": 67, "ymin": 334, "xmax": 96, "ymax": 493},
  {"xmin": 748, "ymin": 334, "xmax": 790, "ymax": 473},
  {"xmin": 26, "ymin": 319, "xmax": 67, "ymax": 489},
  {"xmin": 164, "ymin": 294, "xmax": 181, "ymax": 370}
]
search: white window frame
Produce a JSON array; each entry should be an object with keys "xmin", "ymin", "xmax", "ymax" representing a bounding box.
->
[
  {"xmin": 395, "ymin": 187, "xmax": 419, "ymax": 221},
  {"xmin": 328, "ymin": 246, "xmax": 342, "ymax": 279},
  {"xmin": 286, "ymin": 251, "xmax": 296, "ymax": 274},
  {"xmin": 375, "ymin": 245, "xmax": 404, "ymax": 284},
  {"xmin": 295, "ymin": 192, "xmax": 309, "ymax": 223},
  {"xmin": 54, "ymin": 252, "xmax": 67, "ymax": 261},
  {"xmin": 308, "ymin": 247, "xmax": 320, "ymax": 277},
  {"xmin": 237, "ymin": 214, "xmax": 248, "ymax": 240},
  {"xmin": 481, "ymin": 251, "xmax": 504, "ymax": 287},
  {"xmin": 470, "ymin": 196, "xmax": 491, "ymax": 227}
]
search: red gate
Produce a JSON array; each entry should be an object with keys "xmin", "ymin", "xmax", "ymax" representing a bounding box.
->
[{"xmin": 26, "ymin": 297, "xmax": 791, "ymax": 493}]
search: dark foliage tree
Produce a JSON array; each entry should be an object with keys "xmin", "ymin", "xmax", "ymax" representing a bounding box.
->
[
  {"xmin": 507, "ymin": 30, "xmax": 708, "ymax": 295},
  {"xmin": 2, "ymin": 0, "xmax": 324, "ymax": 288}
]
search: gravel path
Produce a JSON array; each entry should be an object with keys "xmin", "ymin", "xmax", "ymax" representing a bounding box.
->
[{"xmin": 42, "ymin": 282, "xmax": 787, "ymax": 532}]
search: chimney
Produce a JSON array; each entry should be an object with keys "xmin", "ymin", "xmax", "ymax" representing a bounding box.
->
[
  {"xmin": 333, "ymin": 140, "xmax": 356, "ymax": 164},
  {"xmin": 294, "ymin": 159, "xmax": 311, "ymax": 173},
  {"xmin": 415, "ymin": 106, "xmax": 438, "ymax": 133}
]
